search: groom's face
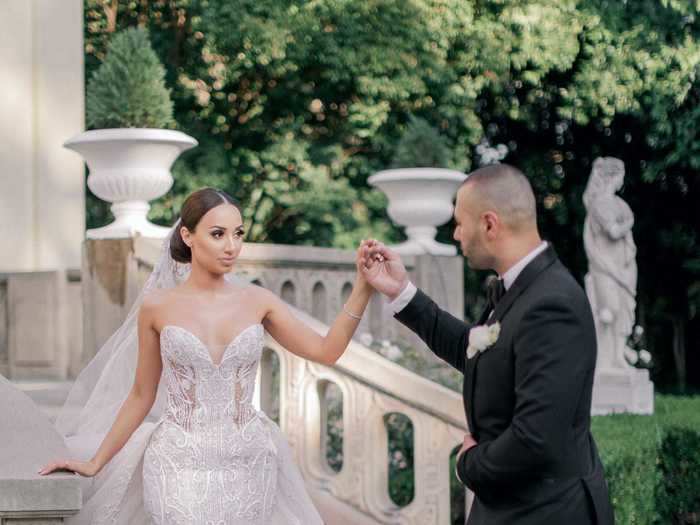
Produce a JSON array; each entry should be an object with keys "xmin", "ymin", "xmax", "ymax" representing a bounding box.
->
[{"xmin": 453, "ymin": 185, "xmax": 492, "ymax": 270}]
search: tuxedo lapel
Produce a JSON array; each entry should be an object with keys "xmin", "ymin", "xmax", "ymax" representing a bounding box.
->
[
  {"xmin": 476, "ymin": 304, "xmax": 492, "ymax": 326},
  {"xmin": 491, "ymin": 245, "xmax": 558, "ymax": 323},
  {"xmin": 465, "ymin": 303, "xmax": 493, "ymax": 433},
  {"xmin": 465, "ymin": 245, "xmax": 558, "ymax": 437},
  {"xmin": 464, "ymin": 351, "xmax": 479, "ymax": 433}
]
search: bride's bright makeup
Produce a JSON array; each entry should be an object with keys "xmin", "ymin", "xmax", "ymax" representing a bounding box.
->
[{"xmin": 181, "ymin": 203, "xmax": 245, "ymax": 273}]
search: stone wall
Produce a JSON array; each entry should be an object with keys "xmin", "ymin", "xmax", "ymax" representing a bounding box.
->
[
  {"xmin": 0, "ymin": 271, "xmax": 81, "ymax": 380},
  {"xmin": 0, "ymin": 0, "xmax": 84, "ymax": 273}
]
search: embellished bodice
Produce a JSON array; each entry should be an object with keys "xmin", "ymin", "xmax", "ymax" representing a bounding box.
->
[
  {"xmin": 143, "ymin": 323, "xmax": 278, "ymax": 524},
  {"xmin": 158, "ymin": 323, "xmax": 264, "ymax": 430}
]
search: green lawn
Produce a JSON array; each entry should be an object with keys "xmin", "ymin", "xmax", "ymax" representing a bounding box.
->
[{"xmin": 592, "ymin": 395, "xmax": 700, "ymax": 525}]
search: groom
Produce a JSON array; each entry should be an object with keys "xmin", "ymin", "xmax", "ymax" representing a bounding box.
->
[{"xmin": 360, "ymin": 164, "xmax": 614, "ymax": 524}]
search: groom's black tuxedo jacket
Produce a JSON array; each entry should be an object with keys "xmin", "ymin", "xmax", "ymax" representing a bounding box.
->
[{"xmin": 396, "ymin": 246, "xmax": 614, "ymax": 525}]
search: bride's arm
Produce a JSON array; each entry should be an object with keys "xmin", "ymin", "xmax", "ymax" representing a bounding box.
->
[
  {"xmin": 260, "ymin": 245, "xmax": 374, "ymax": 365},
  {"xmin": 39, "ymin": 298, "xmax": 163, "ymax": 477}
]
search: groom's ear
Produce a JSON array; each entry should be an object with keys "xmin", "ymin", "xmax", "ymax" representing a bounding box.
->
[{"xmin": 482, "ymin": 211, "xmax": 500, "ymax": 238}]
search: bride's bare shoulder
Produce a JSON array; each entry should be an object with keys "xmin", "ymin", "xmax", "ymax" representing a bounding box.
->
[
  {"xmin": 143, "ymin": 287, "xmax": 173, "ymax": 303},
  {"xmin": 242, "ymin": 283, "xmax": 283, "ymax": 317},
  {"xmin": 140, "ymin": 287, "xmax": 178, "ymax": 315},
  {"xmin": 244, "ymin": 282, "xmax": 275, "ymax": 303}
]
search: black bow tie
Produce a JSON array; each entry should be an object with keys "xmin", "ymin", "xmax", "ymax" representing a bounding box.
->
[{"xmin": 486, "ymin": 276, "xmax": 506, "ymax": 311}]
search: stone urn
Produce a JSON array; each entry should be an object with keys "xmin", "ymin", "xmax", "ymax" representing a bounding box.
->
[
  {"xmin": 64, "ymin": 128, "xmax": 197, "ymax": 239},
  {"xmin": 368, "ymin": 168, "xmax": 467, "ymax": 255}
]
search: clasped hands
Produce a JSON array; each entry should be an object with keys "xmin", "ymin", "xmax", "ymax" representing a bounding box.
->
[
  {"xmin": 356, "ymin": 239, "xmax": 408, "ymax": 300},
  {"xmin": 357, "ymin": 239, "xmax": 477, "ymax": 456}
]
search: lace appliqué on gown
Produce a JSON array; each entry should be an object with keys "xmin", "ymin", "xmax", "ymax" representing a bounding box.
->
[
  {"xmin": 65, "ymin": 323, "xmax": 323, "ymax": 525},
  {"xmin": 58, "ymin": 222, "xmax": 323, "ymax": 525},
  {"xmin": 143, "ymin": 323, "xmax": 278, "ymax": 525}
]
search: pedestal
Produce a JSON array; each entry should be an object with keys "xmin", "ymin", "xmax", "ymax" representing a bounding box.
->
[{"xmin": 592, "ymin": 367, "xmax": 654, "ymax": 415}]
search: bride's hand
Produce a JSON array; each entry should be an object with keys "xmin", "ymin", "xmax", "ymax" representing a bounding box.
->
[
  {"xmin": 38, "ymin": 458, "xmax": 101, "ymax": 477},
  {"xmin": 354, "ymin": 241, "xmax": 375, "ymax": 293},
  {"xmin": 358, "ymin": 239, "xmax": 408, "ymax": 300}
]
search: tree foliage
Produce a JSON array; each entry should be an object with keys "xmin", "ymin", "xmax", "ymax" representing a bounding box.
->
[
  {"xmin": 391, "ymin": 116, "xmax": 450, "ymax": 168},
  {"xmin": 86, "ymin": 27, "xmax": 174, "ymax": 128},
  {"xmin": 83, "ymin": 0, "xmax": 699, "ymax": 389}
]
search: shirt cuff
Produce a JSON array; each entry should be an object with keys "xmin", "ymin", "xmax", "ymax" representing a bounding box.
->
[
  {"xmin": 455, "ymin": 455, "xmax": 464, "ymax": 485},
  {"xmin": 455, "ymin": 443, "xmax": 475, "ymax": 487},
  {"xmin": 386, "ymin": 281, "xmax": 417, "ymax": 314}
]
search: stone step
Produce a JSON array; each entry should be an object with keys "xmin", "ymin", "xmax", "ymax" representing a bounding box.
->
[
  {"xmin": 11, "ymin": 380, "xmax": 74, "ymax": 423},
  {"xmin": 0, "ymin": 375, "xmax": 81, "ymax": 521},
  {"xmin": 310, "ymin": 488, "xmax": 384, "ymax": 525}
]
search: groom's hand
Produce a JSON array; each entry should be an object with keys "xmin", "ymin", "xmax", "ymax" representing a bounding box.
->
[
  {"xmin": 459, "ymin": 433, "xmax": 477, "ymax": 457},
  {"xmin": 455, "ymin": 433, "xmax": 477, "ymax": 485},
  {"xmin": 359, "ymin": 240, "xmax": 409, "ymax": 300}
]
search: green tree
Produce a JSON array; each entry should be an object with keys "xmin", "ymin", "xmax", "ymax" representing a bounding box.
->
[
  {"xmin": 391, "ymin": 115, "xmax": 450, "ymax": 168},
  {"xmin": 86, "ymin": 26, "xmax": 174, "ymax": 128},
  {"xmin": 82, "ymin": 0, "xmax": 699, "ymax": 391}
]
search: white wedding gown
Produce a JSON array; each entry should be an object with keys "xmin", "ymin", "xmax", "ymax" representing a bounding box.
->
[
  {"xmin": 66, "ymin": 322, "xmax": 323, "ymax": 524},
  {"xmin": 39, "ymin": 220, "xmax": 325, "ymax": 524}
]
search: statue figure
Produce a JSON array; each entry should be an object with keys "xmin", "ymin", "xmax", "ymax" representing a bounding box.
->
[{"xmin": 583, "ymin": 157, "xmax": 637, "ymax": 370}]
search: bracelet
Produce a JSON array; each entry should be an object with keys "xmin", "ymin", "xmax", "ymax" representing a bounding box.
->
[{"xmin": 342, "ymin": 304, "xmax": 362, "ymax": 320}]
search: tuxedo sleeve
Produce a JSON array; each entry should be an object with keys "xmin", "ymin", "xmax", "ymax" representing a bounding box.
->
[
  {"xmin": 394, "ymin": 288, "xmax": 471, "ymax": 372},
  {"xmin": 457, "ymin": 295, "xmax": 589, "ymax": 489}
]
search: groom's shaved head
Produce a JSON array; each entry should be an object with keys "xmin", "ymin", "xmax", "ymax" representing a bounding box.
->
[
  {"xmin": 454, "ymin": 163, "xmax": 542, "ymax": 271},
  {"xmin": 459, "ymin": 164, "xmax": 537, "ymax": 232}
]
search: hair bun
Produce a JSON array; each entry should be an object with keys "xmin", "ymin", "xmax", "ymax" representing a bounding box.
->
[{"xmin": 169, "ymin": 222, "xmax": 192, "ymax": 263}]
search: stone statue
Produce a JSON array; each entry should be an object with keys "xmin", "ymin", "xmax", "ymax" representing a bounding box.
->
[{"xmin": 583, "ymin": 157, "xmax": 637, "ymax": 370}]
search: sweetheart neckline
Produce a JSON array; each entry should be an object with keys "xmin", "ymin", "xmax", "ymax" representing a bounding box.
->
[{"xmin": 160, "ymin": 323, "xmax": 263, "ymax": 367}]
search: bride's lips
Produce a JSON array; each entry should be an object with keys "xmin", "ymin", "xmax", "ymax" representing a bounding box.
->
[{"xmin": 219, "ymin": 257, "xmax": 235, "ymax": 264}]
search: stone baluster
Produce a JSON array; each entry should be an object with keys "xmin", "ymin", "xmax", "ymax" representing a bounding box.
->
[{"xmin": 261, "ymin": 307, "xmax": 470, "ymax": 524}]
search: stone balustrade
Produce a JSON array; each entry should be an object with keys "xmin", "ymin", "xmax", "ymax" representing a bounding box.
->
[
  {"xmin": 0, "ymin": 238, "xmax": 462, "ymax": 381},
  {"xmin": 132, "ymin": 238, "xmax": 472, "ymax": 523},
  {"xmin": 258, "ymin": 307, "xmax": 472, "ymax": 524},
  {"xmin": 3, "ymin": 236, "xmax": 469, "ymax": 524},
  {"xmin": 130, "ymin": 238, "xmax": 463, "ymax": 353}
]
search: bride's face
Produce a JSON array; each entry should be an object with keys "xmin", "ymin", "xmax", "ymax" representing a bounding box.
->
[{"xmin": 182, "ymin": 204, "xmax": 245, "ymax": 273}]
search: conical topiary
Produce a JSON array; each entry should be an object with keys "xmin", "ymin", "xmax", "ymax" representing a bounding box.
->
[
  {"xmin": 390, "ymin": 115, "xmax": 450, "ymax": 168},
  {"xmin": 86, "ymin": 27, "xmax": 174, "ymax": 129}
]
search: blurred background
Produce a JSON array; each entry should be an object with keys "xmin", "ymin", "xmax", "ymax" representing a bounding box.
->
[
  {"xmin": 1, "ymin": 1, "xmax": 698, "ymax": 524},
  {"xmin": 83, "ymin": 0, "xmax": 698, "ymax": 394}
]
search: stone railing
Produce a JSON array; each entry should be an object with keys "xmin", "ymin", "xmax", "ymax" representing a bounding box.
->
[
  {"xmin": 260, "ymin": 308, "xmax": 472, "ymax": 524},
  {"xmin": 130, "ymin": 238, "xmax": 463, "ymax": 356},
  {"xmin": 133, "ymin": 238, "xmax": 472, "ymax": 524},
  {"xmin": 0, "ymin": 238, "xmax": 460, "ymax": 379},
  {"xmin": 0, "ymin": 375, "xmax": 81, "ymax": 524},
  {"xmin": 2, "ymin": 237, "xmax": 469, "ymax": 524}
]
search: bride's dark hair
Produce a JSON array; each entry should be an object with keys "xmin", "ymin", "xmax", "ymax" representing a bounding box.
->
[{"xmin": 170, "ymin": 188, "xmax": 242, "ymax": 263}]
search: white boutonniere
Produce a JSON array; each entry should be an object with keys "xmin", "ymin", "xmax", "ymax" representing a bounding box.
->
[{"xmin": 467, "ymin": 322, "xmax": 501, "ymax": 359}]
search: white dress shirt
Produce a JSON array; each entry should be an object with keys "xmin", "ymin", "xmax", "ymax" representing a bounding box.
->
[
  {"xmin": 387, "ymin": 241, "xmax": 549, "ymax": 313},
  {"xmin": 501, "ymin": 241, "xmax": 548, "ymax": 291},
  {"xmin": 389, "ymin": 241, "xmax": 549, "ymax": 485}
]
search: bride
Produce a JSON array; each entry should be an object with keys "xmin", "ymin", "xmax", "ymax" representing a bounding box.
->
[{"xmin": 39, "ymin": 187, "xmax": 375, "ymax": 524}]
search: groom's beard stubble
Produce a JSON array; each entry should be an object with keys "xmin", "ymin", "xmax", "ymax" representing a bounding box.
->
[{"xmin": 462, "ymin": 239, "xmax": 493, "ymax": 272}]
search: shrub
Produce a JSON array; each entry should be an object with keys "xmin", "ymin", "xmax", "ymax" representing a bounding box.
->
[
  {"xmin": 391, "ymin": 115, "xmax": 450, "ymax": 168},
  {"xmin": 86, "ymin": 27, "xmax": 174, "ymax": 129},
  {"xmin": 592, "ymin": 395, "xmax": 700, "ymax": 525}
]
